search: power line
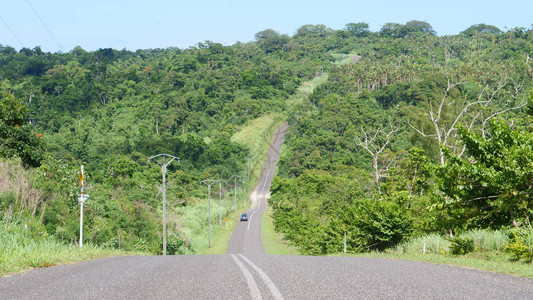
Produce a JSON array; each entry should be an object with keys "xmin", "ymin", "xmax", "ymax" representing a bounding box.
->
[
  {"xmin": 0, "ymin": 15, "xmax": 25, "ymax": 48},
  {"xmin": 25, "ymin": 0, "xmax": 62, "ymax": 50}
]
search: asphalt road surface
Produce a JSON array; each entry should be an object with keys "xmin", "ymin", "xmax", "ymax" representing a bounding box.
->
[
  {"xmin": 2, "ymin": 122, "xmax": 533, "ymax": 299},
  {"xmin": 1, "ymin": 255, "xmax": 532, "ymax": 299},
  {"xmin": 227, "ymin": 122, "xmax": 288, "ymax": 255}
]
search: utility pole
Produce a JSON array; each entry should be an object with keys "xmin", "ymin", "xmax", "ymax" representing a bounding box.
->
[
  {"xmin": 78, "ymin": 165, "xmax": 89, "ymax": 247},
  {"xmin": 230, "ymin": 175, "xmax": 243, "ymax": 212},
  {"xmin": 201, "ymin": 179, "xmax": 216, "ymax": 248},
  {"xmin": 215, "ymin": 180, "xmax": 227, "ymax": 229},
  {"xmin": 148, "ymin": 154, "xmax": 179, "ymax": 256}
]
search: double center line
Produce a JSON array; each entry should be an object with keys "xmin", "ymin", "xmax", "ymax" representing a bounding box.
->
[{"xmin": 231, "ymin": 254, "xmax": 284, "ymax": 300}]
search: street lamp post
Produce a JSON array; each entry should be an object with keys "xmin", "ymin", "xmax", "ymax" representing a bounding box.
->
[
  {"xmin": 215, "ymin": 180, "xmax": 227, "ymax": 229},
  {"xmin": 148, "ymin": 154, "xmax": 179, "ymax": 256},
  {"xmin": 230, "ymin": 175, "xmax": 243, "ymax": 212},
  {"xmin": 200, "ymin": 179, "xmax": 216, "ymax": 248}
]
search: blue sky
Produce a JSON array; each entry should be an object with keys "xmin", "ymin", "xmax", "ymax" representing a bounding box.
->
[{"xmin": 1, "ymin": 0, "xmax": 532, "ymax": 52}]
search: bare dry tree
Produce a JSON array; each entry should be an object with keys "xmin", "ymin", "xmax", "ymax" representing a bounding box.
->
[
  {"xmin": 477, "ymin": 78, "xmax": 527, "ymax": 138},
  {"xmin": 408, "ymin": 78, "xmax": 525, "ymax": 165},
  {"xmin": 356, "ymin": 118, "xmax": 400, "ymax": 194}
]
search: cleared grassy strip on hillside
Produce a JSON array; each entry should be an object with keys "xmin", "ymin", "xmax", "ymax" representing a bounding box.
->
[
  {"xmin": 288, "ymin": 74, "xmax": 329, "ymax": 107},
  {"xmin": 331, "ymin": 53, "xmax": 361, "ymax": 66},
  {"xmin": 1, "ymin": 225, "xmax": 140, "ymax": 276},
  {"xmin": 232, "ymin": 113, "xmax": 285, "ymax": 183}
]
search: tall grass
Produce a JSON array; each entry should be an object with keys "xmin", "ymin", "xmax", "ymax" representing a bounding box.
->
[
  {"xmin": 0, "ymin": 222, "xmax": 132, "ymax": 276},
  {"xmin": 354, "ymin": 228, "xmax": 533, "ymax": 278},
  {"xmin": 175, "ymin": 186, "xmax": 250, "ymax": 254},
  {"xmin": 461, "ymin": 229, "xmax": 510, "ymax": 251},
  {"xmin": 395, "ymin": 233, "xmax": 451, "ymax": 254},
  {"xmin": 0, "ymin": 159, "xmax": 43, "ymax": 224},
  {"xmin": 393, "ymin": 229, "xmax": 513, "ymax": 255}
]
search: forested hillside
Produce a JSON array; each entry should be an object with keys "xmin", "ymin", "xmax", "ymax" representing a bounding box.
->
[
  {"xmin": 269, "ymin": 22, "xmax": 533, "ymax": 257},
  {"xmin": 1, "ymin": 21, "xmax": 533, "ymax": 258},
  {"xmin": 0, "ymin": 31, "xmax": 327, "ymax": 254}
]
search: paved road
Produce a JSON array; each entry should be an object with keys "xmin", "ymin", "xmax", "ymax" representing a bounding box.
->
[
  {"xmin": 227, "ymin": 122, "xmax": 288, "ymax": 255},
  {"xmin": 1, "ymin": 255, "xmax": 532, "ymax": 299}
]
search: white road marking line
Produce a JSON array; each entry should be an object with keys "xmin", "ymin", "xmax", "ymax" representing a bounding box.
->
[
  {"xmin": 231, "ymin": 254, "xmax": 262, "ymax": 300},
  {"xmin": 239, "ymin": 254, "xmax": 284, "ymax": 300}
]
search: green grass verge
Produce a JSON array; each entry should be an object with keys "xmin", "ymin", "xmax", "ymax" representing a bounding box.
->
[
  {"xmin": 203, "ymin": 208, "xmax": 242, "ymax": 254},
  {"xmin": 261, "ymin": 207, "xmax": 299, "ymax": 255},
  {"xmin": 340, "ymin": 251, "xmax": 533, "ymax": 278},
  {"xmin": 1, "ymin": 226, "xmax": 142, "ymax": 277},
  {"xmin": 328, "ymin": 230, "xmax": 533, "ymax": 278}
]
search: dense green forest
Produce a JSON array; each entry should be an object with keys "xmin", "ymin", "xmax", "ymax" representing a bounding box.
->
[
  {"xmin": 269, "ymin": 22, "xmax": 533, "ymax": 258},
  {"xmin": 1, "ymin": 21, "xmax": 532, "ymax": 259},
  {"xmin": 0, "ymin": 26, "xmax": 326, "ymax": 254}
]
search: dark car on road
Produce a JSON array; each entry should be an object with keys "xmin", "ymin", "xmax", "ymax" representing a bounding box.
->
[{"xmin": 240, "ymin": 213, "xmax": 248, "ymax": 221}]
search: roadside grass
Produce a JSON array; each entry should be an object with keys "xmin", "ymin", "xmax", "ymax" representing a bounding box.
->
[
  {"xmin": 349, "ymin": 251, "xmax": 533, "ymax": 279},
  {"xmin": 203, "ymin": 208, "xmax": 241, "ymax": 254},
  {"xmin": 334, "ymin": 229, "xmax": 533, "ymax": 278},
  {"xmin": 177, "ymin": 193, "xmax": 246, "ymax": 254},
  {"xmin": 262, "ymin": 207, "xmax": 299, "ymax": 255},
  {"xmin": 1, "ymin": 224, "xmax": 139, "ymax": 277}
]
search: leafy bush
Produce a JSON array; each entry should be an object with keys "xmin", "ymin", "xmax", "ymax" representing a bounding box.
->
[
  {"xmin": 449, "ymin": 237, "xmax": 475, "ymax": 255},
  {"xmin": 353, "ymin": 200, "xmax": 412, "ymax": 251},
  {"xmin": 505, "ymin": 228, "xmax": 533, "ymax": 263},
  {"xmin": 331, "ymin": 199, "xmax": 413, "ymax": 253},
  {"xmin": 165, "ymin": 232, "xmax": 192, "ymax": 255}
]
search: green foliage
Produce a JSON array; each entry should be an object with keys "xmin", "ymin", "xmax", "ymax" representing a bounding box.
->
[
  {"xmin": 270, "ymin": 23, "xmax": 533, "ymax": 255},
  {"xmin": 343, "ymin": 22, "xmax": 371, "ymax": 37},
  {"xmin": 394, "ymin": 233, "xmax": 450, "ymax": 255},
  {"xmin": 0, "ymin": 93, "xmax": 27, "ymax": 125},
  {"xmin": 380, "ymin": 20, "xmax": 436, "ymax": 38},
  {"xmin": 526, "ymin": 90, "xmax": 533, "ymax": 116},
  {"xmin": 438, "ymin": 120, "xmax": 533, "ymax": 228},
  {"xmin": 331, "ymin": 199, "xmax": 412, "ymax": 252},
  {"xmin": 461, "ymin": 24, "xmax": 503, "ymax": 36},
  {"xmin": 505, "ymin": 228, "xmax": 533, "ymax": 263},
  {"xmin": 0, "ymin": 93, "xmax": 43, "ymax": 167},
  {"xmin": 394, "ymin": 229, "xmax": 514, "ymax": 255},
  {"xmin": 449, "ymin": 237, "xmax": 475, "ymax": 255},
  {"xmin": 506, "ymin": 235, "xmax": 533, "ymax": 263},
  {"xmin": 2, "ymin": 21, "xmax": 533, "ymax": 257},
  {"xmin": 164, "ymin": 232, "xmax": 192, "ymax": 255}
]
